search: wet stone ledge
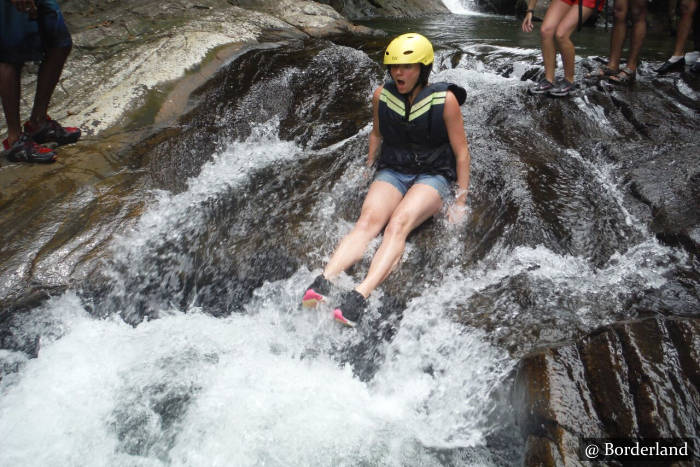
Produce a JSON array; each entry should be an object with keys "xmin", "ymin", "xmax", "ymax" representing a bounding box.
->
[{"xmin": 512, "ymin": 315, "xmax": 700, "ymax": 466}]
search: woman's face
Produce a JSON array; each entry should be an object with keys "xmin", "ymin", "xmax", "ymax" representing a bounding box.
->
[{"xmin": 389, "ymin": 63, "xmax": 421, "ymax": 94}]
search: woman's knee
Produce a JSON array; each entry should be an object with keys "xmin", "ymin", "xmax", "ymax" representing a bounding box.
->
[
  {"xmin": 680, "ymin": 0, "xmax": 697, "ymax": 16},
  {"xmin": 613, "ymin": 4, "xmax": 628, "ymax": 22},
  {"xmin": 354, "ymin": 211, "xmax": 386, "ymax": 236},
  {"xmin": 383, "ymin": 213, "xmax": 412, "ymax": 239},
  {"xmin": 629, "ymin": 0, "xmax": 647, "ymax": 22},
  {"xmin": 554, "ymin": 26, "xmax": 572, "ymax": 43},
  {"xmin": 540, "ymin": 23, "xmax": 556, "ymax": 40}
]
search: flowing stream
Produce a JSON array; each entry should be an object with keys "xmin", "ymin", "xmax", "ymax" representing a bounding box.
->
[{"xmin": 1, "ymin": 11, "xmax": 698, "ymax": 467}]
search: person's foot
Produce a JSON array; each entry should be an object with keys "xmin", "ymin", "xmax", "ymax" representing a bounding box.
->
[
  {"xmin": 2, "ymin": 134, "xmax": 57, "ymax": 163},
  {"xmin": 302, "ymin": 274, "xmax": 333, "ymax": 307},
  {"xmin": 23, "ymin": 115, "xmax": 81, "ymax": 146},
  {"xmin": 584, "ymin": 65, "xmax": 617, "ymax": 81},
  {"xmin": 333, "ymin": 290, "xmax": 367, "ymax": 327},
  {"xmin": 548, "ymin": 78, "xmax": 576, "ymax": 97},
  {"xmin": 691, "ymin": 61, "xmax": 700, "ymax": 73},
  {"xmin": 608, "ymin": 67, "xmax": 636, "ymax": 85},
  {"xmin": 655, "ymin": 57, "xmax": 685, "ymax": 74},
  {"xmin": 529, "ymin": 78, "xmax": 555, "ymax": 95}
]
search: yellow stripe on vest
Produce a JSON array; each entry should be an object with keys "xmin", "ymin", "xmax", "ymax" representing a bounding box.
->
[
  {"xmin": 380, "ymin": 89, "xmax": 405, "ymax": 110},
  {"xmin": 380, "ymin": 94, "xmax": 405, "ymax": 117},
  {"xmin": 408, "ymin": 92, "xmax": 447, "ymax": 121}
]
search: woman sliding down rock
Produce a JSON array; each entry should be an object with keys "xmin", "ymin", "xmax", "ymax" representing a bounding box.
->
[{"xmin": 302, "ymin": 33, "xmax": 471, "ymax": 327}]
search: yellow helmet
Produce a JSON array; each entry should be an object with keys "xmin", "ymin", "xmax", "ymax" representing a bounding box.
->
[{"xmin": 383, "ymin": 33, "xmax": 434, "ymax": 66}]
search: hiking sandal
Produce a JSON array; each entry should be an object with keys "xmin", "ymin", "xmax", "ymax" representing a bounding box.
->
[
  {"xmin": 609, "ymin": 67, "xmax": 636, "ymax": 84},
  {"xmin": 584, "ymin": 65, "xmax": 617, "ymax": 80}
]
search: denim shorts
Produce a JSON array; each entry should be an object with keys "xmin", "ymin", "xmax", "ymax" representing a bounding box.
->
[
  {"xmin": 0, "ymin": 0, "xmax": 72, "ymax": 64},
  {"xmin": 374, "ymin": 168, "xmax": 452, "ymax": 202}
]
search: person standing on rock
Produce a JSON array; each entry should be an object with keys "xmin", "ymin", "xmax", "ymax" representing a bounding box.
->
[
  {"xmin": 521, "ymin": 0, "xmax": 604, "ymax": 96},
  {"xmin": 655, "ymin": 0, "xmax": 699, "ymax": 73},
  {"xmin": 584, "ymin": 0, "xmax": 649, "ymax": 85},
  {"xmin": 302, "ymin": 33, "xmax": 471, "ymax": 327},
  {"xmin": 0, "ymin": 0, "xmax": 81, "ymax": 163}
]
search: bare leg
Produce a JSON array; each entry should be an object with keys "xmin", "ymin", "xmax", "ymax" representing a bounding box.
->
[
  {"xmin": 554, "ymin": 5, "xmax": 595, "ymax": 82},
  {"xmin": 29, "ymin": 46, "xmax": 71, "ymax": 126},
  {"xmin": 355, "ymin": 183, "xmax": 443, "ymax": 298},
  {"xmin": 625, "ymin": 0, "xmax": 647, "ymax": 70},
  {"xmin": 673, "ymin": 0, "xmax": 698, "ymax": 56},
  {"xmin": 540, "ymin": 0, "xmax": 572, "ymax": 83},
  {"xmin": 609, "ymin": 0, "xmax": 629, "ymax": 71},
  {"xmin": 0, "ymin": 62, "xmax": 23, "ymax": 144},
  {"xmin": 323, "ymin": 181, "xmax": 403, "ymax": 279}
]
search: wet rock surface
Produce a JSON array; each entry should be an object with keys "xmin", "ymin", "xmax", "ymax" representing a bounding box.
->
[
  {"xmin": 512, "ymin": 315, "xmax": 699, "ymax": 466},
  {"xmin": 0, "ymin": 0, "xmax": 378, "ymax": 312},
  {"xmin": 0, "ymin": 7, "xmax": 699, "ymax": 465},
  {"xmin": 316, "ymin": 0, "xmax": 449, "ymax": 19}
]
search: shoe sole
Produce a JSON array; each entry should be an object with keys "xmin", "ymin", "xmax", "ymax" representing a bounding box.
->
[
  {"xmin": 302, "ymin": 298, "xmax": 322, "ymax": 307},
  {"xmin": 333, "ymin": 309, "xmax": 356, "ymax": 327},
  {"xmin": 302, "ymin": 289, "xmax": 325, "ymax": 308},
  {"xmin": 2, "ymin": 149, "xmax": 57, "ymax": 163},
  {"xmin": 549, "ymin": 89, "xmax": 575, "ymax": 97}
]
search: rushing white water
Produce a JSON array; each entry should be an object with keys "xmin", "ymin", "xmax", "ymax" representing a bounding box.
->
[
  {"xmin": 0, "ymin": 124, "xmax": 514, "ymax": 466},
  {"xmin": 0, "ymin": 282, "xmax": 512, "ymax": 466},
  {"xmin": 1, "ymin": 22, "xmax": 693, "ymax": 466},
  {"xmin": 441, "ymin": 0, "xmax": 478, "ymax": 15}
]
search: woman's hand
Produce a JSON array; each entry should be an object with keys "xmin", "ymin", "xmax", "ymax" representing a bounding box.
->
[
  {"xmin": 521, "ymin": 12, "xmax": 534, "ymax": 32},
  {"xmin": 11, "ymin": 0, "xmax": 37, "ymax": 15},
  {"xmin": 447, "ymin": 203, "xmax": 468, "ymax": 225}
]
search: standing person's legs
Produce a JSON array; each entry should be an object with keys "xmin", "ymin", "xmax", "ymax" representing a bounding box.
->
[
  {"xmin": 672, "ymin": 0, "xmax": 698, "ymax": 56},
  {"xmin": 540, "ymin": 0, "xmax": 573, "ymax": 83},
  {"xmin": 693, "ymin": 5, "xmax": 700, "ymax": 71},
  {"xmin": 695, "ymin": 2, "xmax": 700, "ymax": 49},
  {"xmin": 0, "ymin": 62, "xmax": 22, "ymax": 144},
  {"xmin": 355, "ymin": 183, "xmax": 443, "ymax": 298},
  {"xmin": 323, "ymin": 180, "xmax": 404, "ymax": 280},
  {"xmin": 625, "ymin": 0, "xmax": 648, "ymax": 71},
  {"xmin": 609, "ymin": 0, "xmax": 630, "ymax": 71},
  {"xmin": 554, "ymin": 5, "xmax": 595, "ymax": 82},
  {"xmin": 29, "ymin": 45, "xmax": 70, "ymax": 126}
]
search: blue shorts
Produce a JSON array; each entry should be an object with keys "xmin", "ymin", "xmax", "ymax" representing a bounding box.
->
[
  {"xmin": 0, "ymin": 0, "xmax": 72, "ymax": 64},
  {"xmin": 374, "ymin": 168, "xmax": 452, "ymax": 202}
]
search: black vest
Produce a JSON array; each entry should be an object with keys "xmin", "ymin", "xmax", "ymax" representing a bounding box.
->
[{"xmin": 377, "ymin": 80, "xmax": 466, "ymax": 182}]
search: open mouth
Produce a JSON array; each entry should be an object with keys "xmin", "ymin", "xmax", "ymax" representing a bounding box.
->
[{"xmin": 396, "ymin": 79, "xmax": 406, "ymax": 86}]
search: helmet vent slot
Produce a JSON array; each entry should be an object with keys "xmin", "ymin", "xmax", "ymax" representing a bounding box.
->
[{"xmin": 403, "ymin": 50, "xmax": 414, "ymax": 55}]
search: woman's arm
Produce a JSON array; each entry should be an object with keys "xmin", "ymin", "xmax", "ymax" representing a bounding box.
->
[
  {"xmin": 367, "ymin": 86, "xmax": 383, "ymax": 168},
  {"xmin": 444, "ymin": 91, "xmax": 470, "ymax": 208},
  {"xmin": 522, "ymin": 0, "xmax": 537, "ymax": 32}
]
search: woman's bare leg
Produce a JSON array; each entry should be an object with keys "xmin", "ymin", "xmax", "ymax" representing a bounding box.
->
[
  {"xmin": 323, "ymin": 181, "xmax": 403, "ymax": 279},
  {"xmin": 555, "ymin": 5, "xmax": 595, "ymax": 82},
  {"xmin": 355, "ymin": 183, "xmax": 443, "ymax": 298},
  {"xmin": 540, "ymin": 0, "xmax": 573, "ymax": 82}
]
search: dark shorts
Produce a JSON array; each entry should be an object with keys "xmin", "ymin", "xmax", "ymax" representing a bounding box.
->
[{"xmin": 0, "ymin": 0, "xmax": 72, "ymax": 64}]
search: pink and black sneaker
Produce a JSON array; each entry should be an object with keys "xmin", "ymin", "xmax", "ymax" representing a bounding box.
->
[
  {"xmin": 333, "ymin": 290, "xmax": 367, "ymax": 328},
  {"xmin": 23, "ymin": 115, "xmax": 81, "ymax": 146},
  {"xmin": 302, "ymin": 274, "xmax": 333, "ymax": 307},
  {"xmin": 2, "ymin": 134, "xmax": 57, "ymax": 163}
]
